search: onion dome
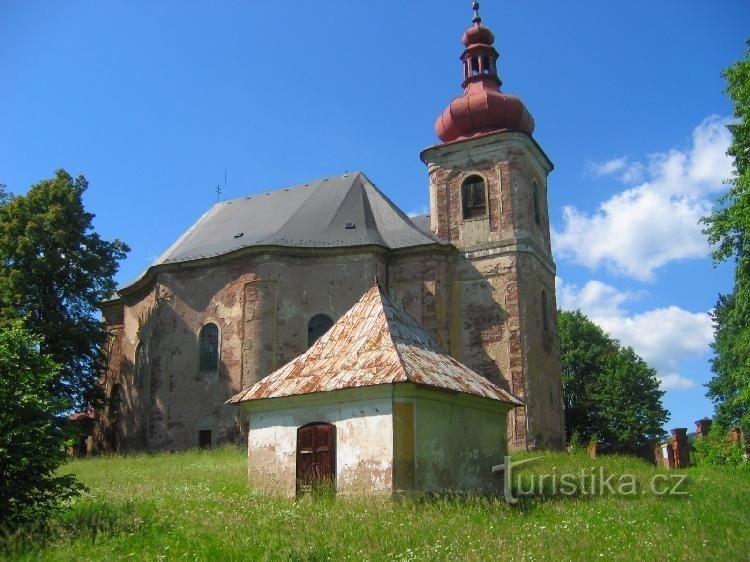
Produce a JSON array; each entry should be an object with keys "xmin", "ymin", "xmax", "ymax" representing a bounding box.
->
[{"xmin": 435, "ymin": 2, "xmax": 535, "ymax": 143}]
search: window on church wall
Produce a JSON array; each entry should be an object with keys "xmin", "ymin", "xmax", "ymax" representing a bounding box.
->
[
  {"xmin": 199, "ymin": 323, "xmax": 219, "ymax": 372},
  {"xmin": 541, "ymin": 290, "xmax": 550, "ymax": 332},
  {"xmin": 532, "ymin": 181, "xmax": 542, "ymax": 225},
  {"xmin": 134, "ymin": 342, "xmax": 147, "ymax": 387},
  {"xmin": 308, "ymin": 314, "xmax": 334, "ymax": 348},
  {"xmin": 462, "ymin": 175, "xmax": 487, "ymax": 219}
]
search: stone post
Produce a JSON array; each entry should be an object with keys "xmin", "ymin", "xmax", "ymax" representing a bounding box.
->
[
  {"xmin": 694, "ymin": 418, "xmax": 712, "ymax": 439},
  {"xmin": 670, "ymin": 428, "xmax": 689, "ymax": 468},
  {"xmin": 587, "ymin": 441, "xmax": 602, "ymax": 459}
]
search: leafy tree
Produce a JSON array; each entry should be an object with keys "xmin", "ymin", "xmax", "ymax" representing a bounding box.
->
[
  {"xmin": 0, "ymin": 170, "xmax": 129, "ymax": 410},
  {"xmin": 706, "ymin": 292, "xmax": 749, "ymax": 431},
  {"xmin": 558, "ymin": 310, "xmax": 668, "ymax": 446},
  {"xmin": 701, "ymin": 43, "xmax": 750, "ymax": 432},
  {"xmin": 0, "ymin": 320, "xmax": 82, "ymax": 531},
  {"xmin": 0, "ymin": 184, "xmax": 10, "ymax": 206}
]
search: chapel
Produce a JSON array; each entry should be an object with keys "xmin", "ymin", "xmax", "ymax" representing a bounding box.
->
[{"xmin": 98, "ymin": 2, "xmax": 565, "ymax": 455}]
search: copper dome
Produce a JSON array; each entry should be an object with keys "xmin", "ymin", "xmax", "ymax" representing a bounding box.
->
[{"xmin": 434, "ymin": 9, "xmax": 535, "ymax": 143}]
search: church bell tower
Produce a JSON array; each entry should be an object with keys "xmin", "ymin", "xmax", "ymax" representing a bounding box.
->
[{"xmin": 420, "ymin": 3, "xmax": 565, "ymax": 449}]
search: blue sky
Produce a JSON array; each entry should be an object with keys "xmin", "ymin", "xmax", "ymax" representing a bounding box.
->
[{"xmin": 2, "ymin": 1, "xmax": 748, "ymax": 432}]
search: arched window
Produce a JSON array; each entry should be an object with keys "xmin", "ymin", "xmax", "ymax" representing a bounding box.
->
[
  {"xmin": 199, "ymin": 323, "xmax": 219, "ymax": 372},
  {"xmin": 532, "ymin": 181, "xmax": 542, "ymax": 225},
  {"xmin": 541, "ymin": 290, "xmax": 550, "ymax": 332},
  {"xmin": 134, "ymin": 342, "xmax": 147, "ymax": 387},
  {"xmin": 308, "ymin": 314, "xmax": 334, "ymax": 348},
  {"xmin": 462, "ymin": 175, "xmax": 486, "ymax": 219}
]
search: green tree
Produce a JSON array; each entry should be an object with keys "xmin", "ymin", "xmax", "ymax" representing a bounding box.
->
[
  {"xmin": 701, "ymin": 43, "xmax": 750, "ymax": 432},
  {"xmin": 0, "ymin": 170, "xmax": 129, "ymax": 410},
  {"xmin": 0, "ymin": 320, "xmax": 82, "ymax": 531},
  {"xmin": 558, "ymin": 310, "xmax": 668, "ymax": 446},
  {"xmin": 0, "ymin": 184, "xmax": 10, "ymax": 206}
]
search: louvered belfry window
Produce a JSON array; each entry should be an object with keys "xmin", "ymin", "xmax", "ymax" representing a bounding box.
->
[
  {"xmin": 462, "ymin": 175, "xmax": 486, "ymax": 219},
  {"xmin": 199, "ymin": 323, "xmax": 219, "ymax": 371}
]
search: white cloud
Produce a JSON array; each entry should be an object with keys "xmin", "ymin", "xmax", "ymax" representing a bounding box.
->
[
  {"xmin": 587, "ymin": 156, "xmax": 644, "ymax": 184},
  {"xmin": 588, "ymin": 156, "xmax": 628, "ymax": 176},
  {"xmin": 554, "ymin": 116, "xmax": 732, "ymax": 281},
  {"xmin": 557, "ymin": 278, "xmax": 713, "ymax": 390},
  {"xmin": 658, "ymin": 374, "xmax": 697, "ymax": 391},
  {"xmin": 407, "ymin": 205, "xmax": 429, "ymax": 218}
]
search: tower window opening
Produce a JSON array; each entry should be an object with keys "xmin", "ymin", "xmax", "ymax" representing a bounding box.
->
[
  {"xmin": 482, "ymin": 56, "xmax": 490, "ymax": 74},
  {"xmin": 199, "ymin": 323, "xmax": 219, "ymax": 372},
  {"xmin": 471, "ymin": 57, "xmax": 480, "ymax": 76},
  {"xmin": 462, "ymin": 175, "xmax": 487, "ymax": 219},
  {"xmin": 541, "ymin": 290, "xmax": 550, "ymax": 332},
  {"xmin": 532, "ymin": 181, "xmax": 542, "ymax": 225}
]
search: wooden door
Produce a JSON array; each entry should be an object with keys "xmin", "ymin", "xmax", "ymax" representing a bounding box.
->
[{"xmin": 296, "ymin": 423, "xmax": 336, "ymax": 495}]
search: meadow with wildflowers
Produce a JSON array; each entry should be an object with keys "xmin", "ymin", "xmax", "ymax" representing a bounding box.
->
[{"xmin": 2, "ymin": 446, "xmax": 749, "ymax": 561}]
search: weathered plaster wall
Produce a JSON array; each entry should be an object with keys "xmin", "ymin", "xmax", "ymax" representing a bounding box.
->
[
  {"xmin": 245, "ymin": 389, "xmax": 394, "ymax": 497},
  {"xmin": 388, "ymin": 250, "xmax": 453, "ymax": 351},
  {"xmin": 109, "ymin": 249, "xmax": 390, "ymax": 452},
  {"xmin": 421, "ymin": 131, "xmax": 565, "ymax": 450},
  {"xmin": 395, "ymin": 387, "xmax": 509, "ymax": 494},
  {"xmin": 516, "ymin": 253, "xmax": 565, "ymax": 450}
]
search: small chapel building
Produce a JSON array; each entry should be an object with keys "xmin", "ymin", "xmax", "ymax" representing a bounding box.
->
[
  {"xmin": 228, "ymin": 285, "xmax": 522, "ymax": 496},
  {"xmin": 98, "ymin": 4, "xmax": 565, "ymax": 456}
]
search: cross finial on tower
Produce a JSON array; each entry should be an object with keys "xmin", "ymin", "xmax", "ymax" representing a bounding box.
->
[{"xmin": 472, "ymin": 1, "xmax": 481, "ymax": 24}]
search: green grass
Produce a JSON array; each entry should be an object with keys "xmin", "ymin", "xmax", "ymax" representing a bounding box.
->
[{"xmin": 2, "ymin": 446, "xmax": 749, "ymax": 561}]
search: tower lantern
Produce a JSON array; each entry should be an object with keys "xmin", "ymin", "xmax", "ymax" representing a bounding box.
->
[{"xmin": 436, "ymin": 1, "xmax": 535, "ymax": 143}]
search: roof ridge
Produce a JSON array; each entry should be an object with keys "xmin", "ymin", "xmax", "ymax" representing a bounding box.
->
[
  {"xmin": 262, "ymin": 177, "xmax": 329, "ymax": 239},
  {"xmin": 359, "ymin": 175, "xmax": 445, "ymax": 245},
  {"xmin": 372, "ymin": 288, "xmax": 411, "ymax": 384},
  {"xmin": 221, "ymin": 171, "xmax": 360, "ymax": 205}
]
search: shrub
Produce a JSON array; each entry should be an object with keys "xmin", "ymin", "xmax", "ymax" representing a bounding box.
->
[
  {"xmin": 0, "ymin": 321, "xmax": 83, "ymax": 533},
  {"xmin": 692, "ymin": 424, "xmax": 748, "ymax": 469}
]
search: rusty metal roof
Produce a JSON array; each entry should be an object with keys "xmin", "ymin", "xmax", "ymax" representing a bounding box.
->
[{"xmin": 228, "ymin": 286, "xmax": 522, "ymax": 406}]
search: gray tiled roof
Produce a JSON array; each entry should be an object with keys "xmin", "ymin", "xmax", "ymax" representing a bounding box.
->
[
  {"xmin": 409, "ymin": 213, "xmax": 432, "ymax": 236},
  {"xmin": 119, "ymin": 172, "xmax": 443, "ymax": 292}
]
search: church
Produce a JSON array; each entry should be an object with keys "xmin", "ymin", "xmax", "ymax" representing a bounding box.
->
[{"xmin": 98, "ymin": 3, "xmax": 565, "ymax": 455}]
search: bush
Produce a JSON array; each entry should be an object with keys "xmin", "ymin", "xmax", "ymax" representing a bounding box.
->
[
  {"xmin": 0, "ymin": 321, "xmax": 83, "ymax": 533},
  {"xmin": 692, "ymin": 424, "xmax": 749, "ymax": 469}
]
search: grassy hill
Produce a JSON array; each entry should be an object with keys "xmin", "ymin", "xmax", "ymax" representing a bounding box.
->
[{"xmin": 3, "ymin": 446, "xmax": 749, "ymax": 561}]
